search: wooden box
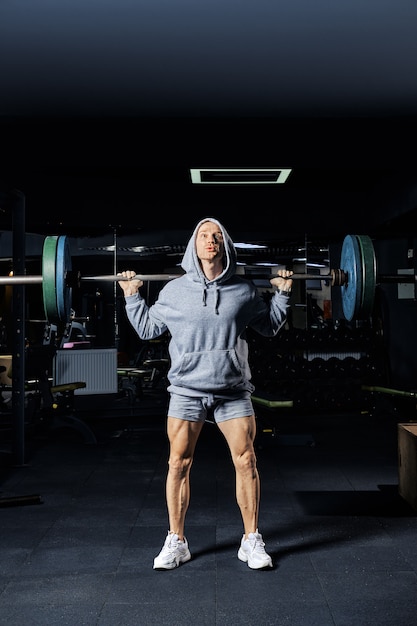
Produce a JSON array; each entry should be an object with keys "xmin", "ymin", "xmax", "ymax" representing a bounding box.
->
[
  {"xmin": 0, "ymin": 355, "xmax": 12, "ymax": 385},
  {"xmin": 398, "ymin": 423, "xmax": 417, "ymax": 511}
]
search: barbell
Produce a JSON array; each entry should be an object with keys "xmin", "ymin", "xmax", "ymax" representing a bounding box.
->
[{"xmin": 0, "ymin": 233, "xmax": 414, "ymax": 324}]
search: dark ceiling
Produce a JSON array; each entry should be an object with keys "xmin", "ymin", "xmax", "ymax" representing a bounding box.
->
[{"xmin": 1, "ymin": 1, "xmax": 417, "ymax": 261}]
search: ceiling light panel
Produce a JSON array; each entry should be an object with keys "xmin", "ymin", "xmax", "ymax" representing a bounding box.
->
[{"xmin": 190, "ymin": 168, "xmax": 292, "ymax": 184}]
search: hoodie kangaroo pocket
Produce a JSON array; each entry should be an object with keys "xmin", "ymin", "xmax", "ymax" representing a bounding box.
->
[{"xmin": 178, "ymin": 349, "xmax": 242, "ymax": 390}]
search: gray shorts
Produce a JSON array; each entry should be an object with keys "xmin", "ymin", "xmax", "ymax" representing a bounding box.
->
[{"xmin": 168, "ymin": 392, "xmax": 254, "ymax": 423}]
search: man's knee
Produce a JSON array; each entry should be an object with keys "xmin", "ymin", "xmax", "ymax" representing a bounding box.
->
[
  {"xmin": 168, "ymin": 454, "xmax": 193, "ymax": 477},
  {"xmin": 235, "ymin": 448, "xmax": 257, "ymax": 475}
]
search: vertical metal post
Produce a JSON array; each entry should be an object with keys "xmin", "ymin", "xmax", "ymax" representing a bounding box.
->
[
  {"xmin": 11, "ymin": 189, "xmax": 26, "ymax": 466},
  {"xmin": 113, "ymin": 228, "xmax": 119, "ymax": 350}
]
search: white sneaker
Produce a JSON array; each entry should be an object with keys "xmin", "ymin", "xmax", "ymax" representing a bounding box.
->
[
  {"xmin": 153, "ymin": 532, "xmax": 191, "ymax": 570},
  {"xmin": 237, "ymin": 530, "xmax": 273, "ymax": 569}
]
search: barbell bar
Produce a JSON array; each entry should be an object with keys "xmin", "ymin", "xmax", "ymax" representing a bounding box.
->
[
  {"xmin": 0, "ymin": 233, "xmax": 415, "ymax": 324},
  {"xmin": 0, "ymin": 274, "xmax": 180, "ymax": 285},
  {"xmin": 2, "ymin": 270, "xmax": 412, "ymax": 286}
]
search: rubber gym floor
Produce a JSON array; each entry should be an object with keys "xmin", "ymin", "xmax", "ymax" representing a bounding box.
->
[{"xmin": 1, "ymin": 391, "xmax": 417, "ymax": 626}]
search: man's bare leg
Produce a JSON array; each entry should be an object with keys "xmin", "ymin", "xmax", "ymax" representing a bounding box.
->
[
  {"xmin": 165, "ymin": 417, "xmax": 204, "ymax": 539},
  {"xmin": 217, "ymin": 414, "xmax": 259, "ymax": 538}
]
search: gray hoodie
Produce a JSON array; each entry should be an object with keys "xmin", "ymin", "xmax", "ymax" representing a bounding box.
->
[{"xmin": 124, "ymin": 217, "xmax": 290, "ymax": 396}]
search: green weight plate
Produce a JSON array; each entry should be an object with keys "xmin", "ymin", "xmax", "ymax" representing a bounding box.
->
[
  {"xmin": 56, "ymin": 235, "xmax": 72, "ymax": 323},
  {"xmin": 355, "ymin": 234, "xmax": 376, "ymax": 319},
  {"xmin": 42, "ymin": 235, "xmax": 72, "ymax": 323},
  {"xmin": 42, "ymin": 235, "xmax": 59, "ymax": 323},
  {"xmin": 340, "ymin": 234, "xmax": 362, "ymax": 321}
]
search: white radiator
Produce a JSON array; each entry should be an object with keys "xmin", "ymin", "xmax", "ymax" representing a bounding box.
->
[
  {"xmin": 53, "ymin": 348, "xmax": 118, "ymax": 395},
  {"xmin": 305, "ymin": 351, "xmax": 364, "ymax": 361}
]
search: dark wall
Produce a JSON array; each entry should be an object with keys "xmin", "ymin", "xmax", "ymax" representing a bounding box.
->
[{"xmin": 374, "ymin": 238, "xmax": 417, "ymax": 389}]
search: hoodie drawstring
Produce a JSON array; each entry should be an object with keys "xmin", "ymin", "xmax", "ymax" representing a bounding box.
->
[
  {"xmin": 202, "ymin": 283, "xmax": 220, "ymax": 314},
  {"xmin": 214, "ymin": 283, "xmax": 220, "ymax": 314}
]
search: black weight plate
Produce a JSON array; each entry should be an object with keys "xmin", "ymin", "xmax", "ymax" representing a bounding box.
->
[{"xmin": 355, "ymin": 234, "xmax": 376, "ymax": 319}]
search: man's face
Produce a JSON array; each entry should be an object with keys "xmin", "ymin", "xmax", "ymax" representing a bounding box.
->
[{"xmin": 195, "ymin": 221, "xmax": 224, "ymax": 263}]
